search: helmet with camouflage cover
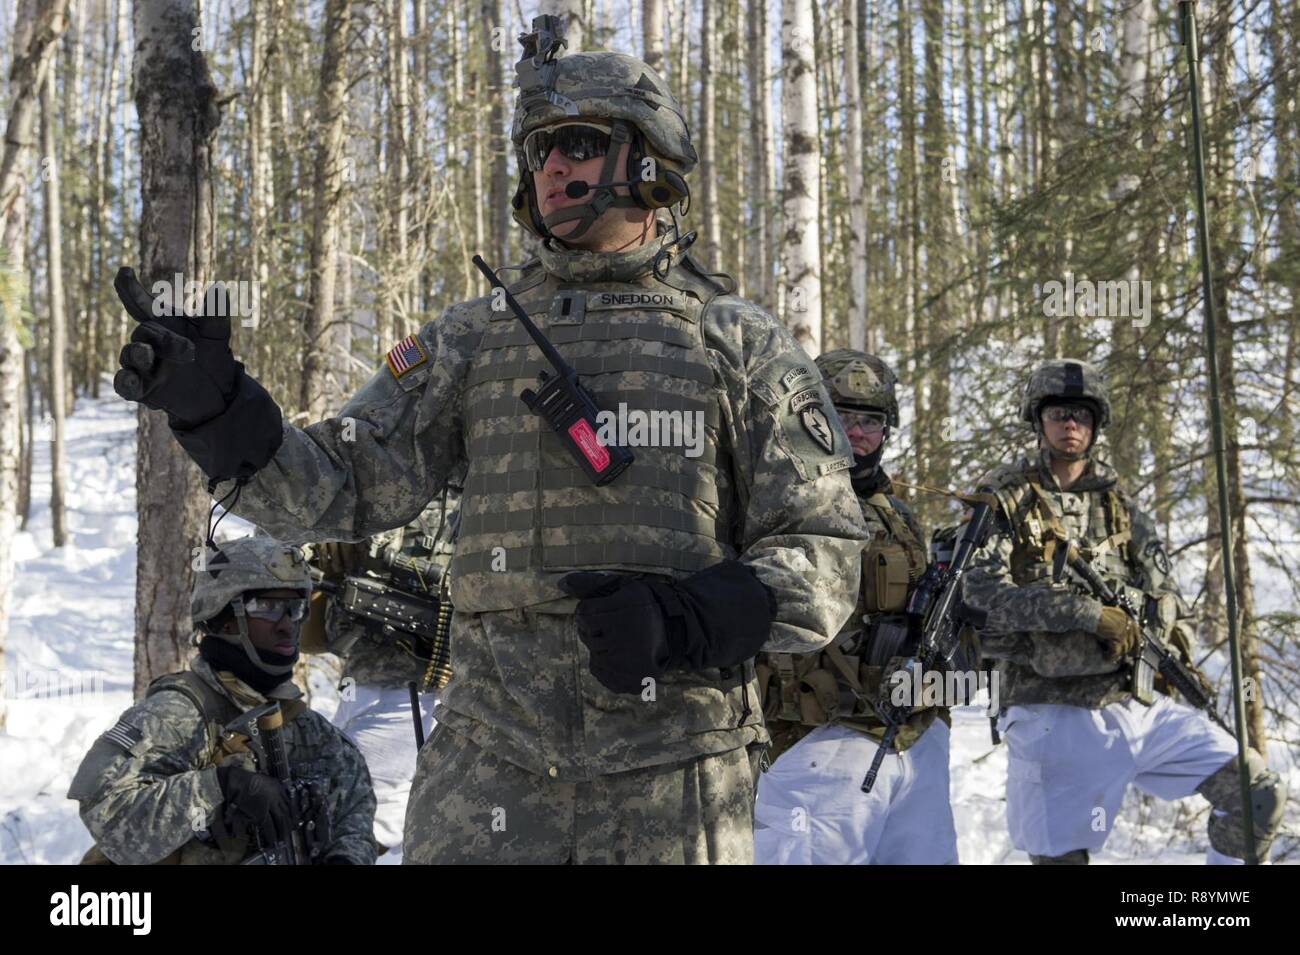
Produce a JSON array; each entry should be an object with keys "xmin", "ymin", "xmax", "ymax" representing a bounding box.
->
[
  {"xmin": 509, "ymin": 15, "xmax": 696, "ymax": 241},
  {"xmin": 815, "ymin": 349, "xmax": 900, "ymax": 427},
  {"xmin": 192, "ymin": 536, "xmax": 312, "ymax": 678},
  {"xmin": 1019, "ymin": 358, "xmax": 1111, "ymax": 430}
]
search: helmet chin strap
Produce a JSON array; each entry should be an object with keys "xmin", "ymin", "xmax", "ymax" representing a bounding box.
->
[
  {"xmin": 538, "ymin": 122, "xmax": 642, "ymax": 243},
  {"xmin": 229, "ymin": 597, "xmax": 296, "ymax": 678}
]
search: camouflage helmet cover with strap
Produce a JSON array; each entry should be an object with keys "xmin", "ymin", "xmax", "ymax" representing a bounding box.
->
[
  {"xmin": 1019, "ymin": 358, "xmax": 1112, "ymax": 430},
  {"xmin": 815, "ymin": 349, "xmax": 900, "ymax": 427},
  {"xmin": 509, "ymin": 15, "xmax": 696, "ymax": 240},
  {"xmin": 192, "ymin": 536, "xmax": 312, "ymax": 678}
]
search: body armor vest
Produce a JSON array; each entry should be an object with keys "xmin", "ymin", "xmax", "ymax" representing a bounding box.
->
[
  {"xmin": 995, "ymin": 464, "xmax": 1133, "ymax": 595},
  {"xmin": 985, "ymin": 459, "xmax": 1144, "ymax": 695},
  {"xmin": 449, "ymin": 256, "xmax": 736, "ymax": 613}
]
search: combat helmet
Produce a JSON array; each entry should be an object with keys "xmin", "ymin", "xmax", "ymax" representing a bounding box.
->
[
  {"xmin": 1020, "ymin": 358, "xmax": 1112, "ymax": 430},
  {"xmin": 510, "ymin": 15, "xmax": 695, "ymax": 242},
  {"xmin": 1020, "ymin": 358, "xmax": 1111, "ymax": 460},
  {"xmin": 192, "ymin": 536, "xmax": 312, "ymax": 679},
  {"xmin": 816, "ymin": 349, "xmax": 900, "ymax": 427}
]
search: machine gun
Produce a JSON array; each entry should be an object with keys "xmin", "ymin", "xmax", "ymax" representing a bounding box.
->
[
  {"xmin": 861, "ymin": 500, "xmax": 994, "ymax": 793},
  {"xmin": 224, "ymin": 702, "xmax": 333, "ymax": 865}
]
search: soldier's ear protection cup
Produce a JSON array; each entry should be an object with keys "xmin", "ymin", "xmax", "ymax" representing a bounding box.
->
[{"xmin": 626, "ymin": 132, "xmax": 690, "ymax": 211}]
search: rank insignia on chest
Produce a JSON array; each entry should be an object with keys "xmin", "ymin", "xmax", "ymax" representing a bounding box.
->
[{"xmin": 386, "ymin": 335, "xmax": 428, "ymax": 379}]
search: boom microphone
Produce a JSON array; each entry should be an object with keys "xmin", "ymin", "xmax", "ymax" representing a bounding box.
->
[{"xmin": 564, "ymin": 179, "xmax": 636, "ymax": 198}]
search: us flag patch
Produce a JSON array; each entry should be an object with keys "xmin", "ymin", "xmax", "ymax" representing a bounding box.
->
[{"xmin": 385, "ymin": 335, "xmax": 428, "ymax": 379}]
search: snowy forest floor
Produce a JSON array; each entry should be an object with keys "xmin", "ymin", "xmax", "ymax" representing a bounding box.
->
[{"xmin": 1, "ymin": 392, "xmax": 1295, "ymax": 864}]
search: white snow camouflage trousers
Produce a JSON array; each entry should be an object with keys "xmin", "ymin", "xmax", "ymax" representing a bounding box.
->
[
  {"xmin": 752, "ymin": 721, "xmax": 959, "ymax": 864},
  {"xmin": 333, "ymin": 684, "xmax": 438, "ymax": 858},
  {"xmin": 999, "ymin": 696, "xmax": 1240, "ymax": 862}
]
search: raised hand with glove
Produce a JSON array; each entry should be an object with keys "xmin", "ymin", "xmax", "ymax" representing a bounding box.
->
[
  {"xmin": 559, "ymin": 559, "xmax": 777, "ymax": 695},
  {"xmin": 112, "ymin": 267, "xmax": 283, "ymax": 484},
  {"xmin": 1094, "ymin": 605, "xmax": 1141, "ymax": 662}
]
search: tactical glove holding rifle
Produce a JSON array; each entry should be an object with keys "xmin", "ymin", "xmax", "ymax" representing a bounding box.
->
[
  {"xmin": 1065, "ymin": 545, "xmax": 1232, "ymax": 737},
  {"xmin": 222, "ymin": 702, "xmax": 334, "ymax": 865},
  {"xmin": 861, "ymin": 500, "xmax": 994, "ymax": 793}
]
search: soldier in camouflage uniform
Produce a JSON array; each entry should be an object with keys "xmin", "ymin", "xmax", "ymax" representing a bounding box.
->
[
  {"xmin": 754, "ymin": 351, "xmax": 965, "ymax": 864},
  {"xmin": 304, "ymin": 487, "xmax": 459, "ymax": 858},
  {"xmin": 107, "ymin": 21, "xmax": 868, "ymax": 864},
  {"xmin": 67, "ymin": 537, "xmax": 377, "ymax": 864},
  {"xmin": 962, "ymin": 359, "xmax": 1286, "ymax": 864}
]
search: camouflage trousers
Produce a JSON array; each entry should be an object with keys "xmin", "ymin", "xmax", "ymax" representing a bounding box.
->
[{"xmin": 402, "ymin": 725, "xmax": 762, "ymax": 864}]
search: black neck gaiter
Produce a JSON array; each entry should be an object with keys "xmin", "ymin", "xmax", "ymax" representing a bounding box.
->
[{"xmin": 198, "ymin": 636, "xmax": 294, "ymax": 696}]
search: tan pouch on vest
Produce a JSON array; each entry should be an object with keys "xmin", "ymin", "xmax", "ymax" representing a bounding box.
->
[
  {"xmin": 298, "ymin": 590, "xmax": 331, "ymax": 655},
  {"xmin": 862, "ymin": 540, "xmax": 913, "ymax": 613}
]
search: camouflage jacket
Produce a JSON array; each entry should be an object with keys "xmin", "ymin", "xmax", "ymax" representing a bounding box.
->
[
  {"xmin": 67, "ymin": 658, "xmax": 377, "ymax": 864},
  {"xmin": 320, "ymin": 490, "xmax": 459, "ymax": 689},
  {"xmin": 962, "ymin": 449, "xmax": 1188, "ymax": 708},
  {"xmin": 212, "ymin": 230, "xmax": 869, "ymax": 779},
  {"xmin": 760, "ymin": 473, "xmax": 943, "ymax": 756}
]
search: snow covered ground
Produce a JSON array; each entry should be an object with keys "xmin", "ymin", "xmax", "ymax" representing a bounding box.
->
[{"xmin": 0, "ymin": 392, "xmax": 1293, "ymax": 864}]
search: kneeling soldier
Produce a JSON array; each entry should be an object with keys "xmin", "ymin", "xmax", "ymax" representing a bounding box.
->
[{"xmin": 68, "ymin": 537, "xmax": 377, "ymax": 864}]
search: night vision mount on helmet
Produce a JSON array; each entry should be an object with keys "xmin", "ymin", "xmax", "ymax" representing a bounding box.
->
[{"xmin": 816, "ymin": 349, "xmax": 900, "ymax": 427}]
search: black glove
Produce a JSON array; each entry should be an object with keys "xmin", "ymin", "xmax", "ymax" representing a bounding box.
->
[
  {"xmin": 559, "ymin": 560, "xmax": 777, "ymax": 695},
  {"xmin": 112, "ymin": 266, "xmax": 283, "ymax": 482},
  {"xmin": 217, "ymin": 764, "xmax": 293, "ymax": 846},
  {"xmin": 112, "ymin": 266, "xmax": 239, "ymax": 424}
]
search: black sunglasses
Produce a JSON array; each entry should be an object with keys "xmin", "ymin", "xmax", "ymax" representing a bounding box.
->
[{"xmin": 523, "ymin": 123, "xmax": 613, "ymax": 172}]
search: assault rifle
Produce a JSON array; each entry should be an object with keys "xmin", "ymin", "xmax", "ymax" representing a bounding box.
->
[
  {"xmin": 225, "ymin": 702, "xmax": 333, "ymax": 865},
  {"xmin": 1065, "ymin": 546, "xmax": 1234, "ymax": 738},
  {"xmin": 862, "ymin": 500, "xmax": 994, "ymax": 793}
]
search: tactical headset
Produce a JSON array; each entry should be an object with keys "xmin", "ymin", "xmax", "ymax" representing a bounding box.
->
[{"xmin": 512, "ymin": 118, "xmax": 690, "ymax": 242}]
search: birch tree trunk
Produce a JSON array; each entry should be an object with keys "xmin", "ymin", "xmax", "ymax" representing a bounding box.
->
[
  {"xmin": 483, "ymin": 0, "xmax": 508, "ymax": 264},
  {"xmin": 301, "ymin": 0, "xmax": 352, "ymax": 419},
  {"xmin": 896, "ymin": 0, "xmax": 918, "ymax": 371},
  {"xmin": 780, "ymin": 0, "xmax": 822, "ymax": 353},
  {"xmin": 843, "ymin": 0, "xmax": 866, "ymax": 350},
  {"xmin": 745, "ymin": 0, "xmax": 774, "ymax": 312},
  {"xmin": 386, "ymin": 0, "xmax": 410, "ymax": 328},
  {"xmin": 918, "ymin": 0, "xmax": 952, "ymax": 500},
  {"xmin": 642, "ymin": 0, "xmax": 664, "ymax": 72},
  {"xmin": 89, "ymin": 0, "xmax": 125, "ymax": 399},
  {"xmin": 40, "ymin": 64, "xmax": 69, "ymax": 547},
  {"xmin": 697, "ymin": 2, "xmax": 718, "ymax": 265}
]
